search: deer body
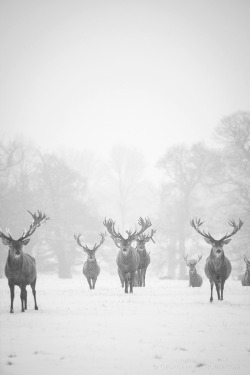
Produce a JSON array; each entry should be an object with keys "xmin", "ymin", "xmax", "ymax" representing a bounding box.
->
[
  {"xmin": 241, "ymin": 256, "xmax": 250, "ymax": 286},
  {"xmin": 5, "ymin": 251, "xmax": 37, "ymax": 285},
  {"xmin": 190, "ymin": 218, "xmax": 243, "ymax": 302},
  {"xmin": 0, "ymin": 211, "xmax": 49, "ymax": 313},
  {"xmin": 135, "ymin": 228, "xmax": 155, "ymax": 287},
  {"xmin": 74, "ymin": 232, "xmax": 105, "ymax": 290},
  {"xmin": 137, "ymin": 250, "xmax": 150, "ymax": 287},
  {"xmin": 189, "ymin": 268, "xmax": 203, "ymax": 287},
  {"xmin": 205, "ymin": 251, "xmax": 232, "ymax": 300},
  {"xmin": 104, "ymin": 217, "xmax": 152, "ymax": 293},
  {"xmin": 183, "ymin": 255, "xmax": 203, "ymax": 287},
  {"xmin": 83, "ymin": 257, "xmax": 101, "ymax": 289},
  {"xmin": 116, "ymin": 246, "xmax": 140, "ymax": 292}
]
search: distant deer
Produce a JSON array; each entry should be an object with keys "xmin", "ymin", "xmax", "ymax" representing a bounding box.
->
[
  {"xmin": 183, "ymin": 254, "xmax": 203, "ymax": 287},
  {"xmin": 135, "ymin": 229, "xmax": 156, "ymax": 287},
  {"xmin": 190, "ymin": 218, "xmax": 243, "ymax": 302},
  {"xmin": 74, "ymin": 232, "xmax": 106, "ymax": 289},
  {"xmin": 103, "ymin": 217, "xmax": 152, "ymax": 293},
  {"xmin": 241, "ymin": 255, "xmax": 250, "ymax": 286},
  {"xmin": 0, "ymin": 210, "xmax": 49, "ymax": 313}
]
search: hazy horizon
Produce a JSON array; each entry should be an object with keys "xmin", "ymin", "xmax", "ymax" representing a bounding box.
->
[{"xmin": 1, "ymin": 0, "xmax": 250, "ymax": 164}]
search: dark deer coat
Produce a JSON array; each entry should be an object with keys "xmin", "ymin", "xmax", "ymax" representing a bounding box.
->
[
  {"xmin": 5, "ymin": 252, "xmax": 37, "ymax": 286},
  {"xmin": 205, "ymin": 251, "xmax": 232, "ymax": 284},
  {"xmin": 241, "ymin": 258, "xmax": 250, "ymax": 286},
  {"xmin": 116, "ymin": 247, "xmax": 140, "ymax": 278},
  {"xmin": 83, "ymin": 260, "xmax": 100, "ymax": 280}
]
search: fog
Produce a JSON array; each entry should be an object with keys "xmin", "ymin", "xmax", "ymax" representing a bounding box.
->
[
  {"xmin": 1, "ymin": 0, "xmax": 250, "ymax": 161},
  {"xmin": 0, "ymin": 0, "xmax": 249, "ymax": 275},
  {"xmin": 0, "ymin": 2, "xmax": 250, "ymax": 375}
]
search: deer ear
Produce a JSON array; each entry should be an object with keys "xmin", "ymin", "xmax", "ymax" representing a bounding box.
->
[
  {"xmin": 223, "ymin": 239, "xmax": 231, "ymax": 245},
  {"xmin": 21, "ymin": 239, "xmax": 30, "ymax": 246},
  {"xmin": 204, "ymin": 238, "xmax": 213, "ymax": 244},
  {"xmin": 1, "ymin": 238, "xmax": 11, "ymax": 246}
]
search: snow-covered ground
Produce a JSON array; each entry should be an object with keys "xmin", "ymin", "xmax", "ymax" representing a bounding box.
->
[{"xmin": 0, "ymin": 272, "xmax": 250, "ymax": 375}]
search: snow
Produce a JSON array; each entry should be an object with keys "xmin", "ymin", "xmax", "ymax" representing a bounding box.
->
[{"xmin": 0, "ymin": 272, "xmax": 250, "ymax": 375}]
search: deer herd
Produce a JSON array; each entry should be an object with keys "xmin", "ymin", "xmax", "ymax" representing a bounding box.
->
[{"xmin": 0, "ymin": 210, "xmax": 248, "ymax": 313}]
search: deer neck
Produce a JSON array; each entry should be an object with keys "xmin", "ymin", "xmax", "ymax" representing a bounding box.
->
[
  {"xmin": 8, "ymin": 251, "xmax": 23, "ymax": 269},
  {"xmin": 210, "ymin": 248, "xmax": 225, "ymax": 269}
]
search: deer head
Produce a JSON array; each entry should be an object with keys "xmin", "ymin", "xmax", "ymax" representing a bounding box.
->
[
  {"xmin": 190, "ymin": 218, "xmax": 243, "ymax": 259},
  {"xmin": 103, "ymin": 217, "xmax": 152, "ymax": 254},
  {"xmin": 74, "ymin": 232, "xmax": 106, "ymax": 261},
  {"xmin": 0, "ymin": 210, "xmax": 49, "ymax": 258},
  {"xmin": 136, "ymin": 228, "xmax": 156, "ymax": 252},
  {"xmin": 183, "ymin": 254, "xmax": 202, "ymax": 274}
]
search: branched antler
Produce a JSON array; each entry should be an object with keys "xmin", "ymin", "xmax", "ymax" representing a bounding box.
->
[
  {"xmin": 190, "ymin": 218, "xmax": 215, "ymax": 242},
  {"xmin": 184, "ymin": 254, "xmax": 202, "ymax": 266},
  {"xmin": 74, "ymin": 232, "xmax": 106, "ymax": 252},
  {"xmin": 219, "ymin": 219, "xmax": 243, "ymax": 241},
  {"xmin": 137, "ymin": 228, "xmax": 156, "ymax": 243},
  {"xmin": 19, "ymin": 210, "xmax": 49, "ymax": 241},
  {"xmin": 104, "ymin": 217, "xmax": 152, "ymax": 244},
  {"xmin": 0, "ymin": 227, "xmax": 13, "ymax": 243}
]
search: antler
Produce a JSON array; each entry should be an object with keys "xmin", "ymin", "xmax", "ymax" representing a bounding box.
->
[
  {"xmin": 19, "ymin": 210, "xmax": 49, "ymax": 241},
  {"xmin": 103, "ymin": 218, "xmax": 124, "ymax": 243},
  {"xmin": 183, "ymin": 254, "xmax": 190, "ymax": 266},
  {"xmin": 244, "ymin": 255, "xmax": 250, "ymax": 264},
  {"xmin": 137, "ymin": 228, "xmax": 156, "ymax": 243},
  {"xmin": 0, "ymin": 227, "xmax": 13, "ymax": 243},
  {"xmin": 195, "ymin": 254, "xmax": 203, "ymax": 264},
  {"xmin": 136, "ymin": 217, "xmax": 152, "ymax": 238},
  {"xmin": 184, "ymin": 254, "xmax": 202, "ymax": 266},
  {"xmin": 74, "ymin": 232, "xmax": 106, "ymax": 252},
  {"xmin": 92, "ymin": 232, "xmax": 106, "ymax": 251},
  {"xmin": 104, "ymin": 217, "xmax": 152, "ymax": 244},
  {"xmin": 190, "ymin": 218, "xmax": 215, "ymax": 242},
  {"xmin": 219, "ymin": 219, "xmax": 243, "ymax": 241}
]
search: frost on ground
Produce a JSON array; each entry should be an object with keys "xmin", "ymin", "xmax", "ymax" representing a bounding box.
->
[{"xmin": 0, "ymin": 272, "xmax": 250, "ymax": 375}]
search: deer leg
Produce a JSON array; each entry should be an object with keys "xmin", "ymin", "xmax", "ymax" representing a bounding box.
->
[
  {"xmin": 220, "ymin": 280, "xmax": 225, "ymax": 300},
  {"xmin": 31, "ymin": 279, "xmax": 38, "ymax": 310},
  {"xmin": 210, "ymin": 281, "xmax": 214, "ymax": 302},
  {"xmin": 143, "ymin": 268, "xmax": 146, "ymax": 287},
  {"xmin": 87, "ymin": 278, "xmax": 92, "ymax": 289},
  {"xmin": 9, "ymin": 282, "xmax": 15, "ymax": 313},
  {"xmin": 24, "ymin": 289, "xmax": 27, "ymax": 310},
  {"xmin": 129, "ymin": 273, "xmax": 134, "ymax": 293},
  {"xmin": 215, "ymin": 282, "xmax": 221, "ymax": 300},
  {"xmin": 124, "ymin": 279, "xmax": 128, "ymax": 293},
  {"xmin": 92, "ymin": 277, "xmax": 97, "ymax": 289},
  {"xmin": 20, "ymin": 286, "xmax": 26, "ymax": 312}
]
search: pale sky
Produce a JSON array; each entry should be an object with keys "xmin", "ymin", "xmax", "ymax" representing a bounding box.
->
[{"xmin": 0, "ymin": 0, "xmax": 249, "ymax": 163}]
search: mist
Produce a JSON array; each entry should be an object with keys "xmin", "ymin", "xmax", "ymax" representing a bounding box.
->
[{"xmin": 1, "ymin": 2, "xmax": 250, "ymax": 375}]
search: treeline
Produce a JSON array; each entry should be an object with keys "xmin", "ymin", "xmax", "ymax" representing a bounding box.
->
[{"xmin": 0, "ymin": 111, "xmax": 249, "ymax": 279}]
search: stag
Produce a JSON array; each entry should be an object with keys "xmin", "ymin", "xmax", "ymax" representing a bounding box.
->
[
  {"xmin": 241, "ymin": 255, "xmax": 250, "ymax": 286},
  {"xmin": 74, "ymin": 232, "xmax": 105, "ymax": 289},
  {"xmin": 190, "ymin": 218, "xmax": 243, "ymax": 302},
  {"xmin": 135, "ymin": 229, "xmax": 155, "ymax": 287},
  {"xmin": 0, "ymin": 210, "xmax": 49, "ymax": 313},
  {"xmin": 103, "ymin": 217, "xmax": 152, "ymax": 293},
  {"xmin": 183, "ymin": 254, "xmax": 203, "ymax": 287}
]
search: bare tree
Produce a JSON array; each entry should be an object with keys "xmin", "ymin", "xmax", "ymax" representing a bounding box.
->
[
  {"xmin": 110, "ymin": 145, "xmax": 146, "ymax": 230},
  {"xmin": 36, "ymin": 152, "xmax": 93, "ymax": 278},
  {"xmin": 158, "ymin": 143, "xmax": 220, "ymax": 278}
]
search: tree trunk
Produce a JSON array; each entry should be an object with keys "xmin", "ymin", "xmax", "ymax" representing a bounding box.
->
[{"xmin": 167, "ymin": 237, "xmax": 177, "ymax": 279}]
